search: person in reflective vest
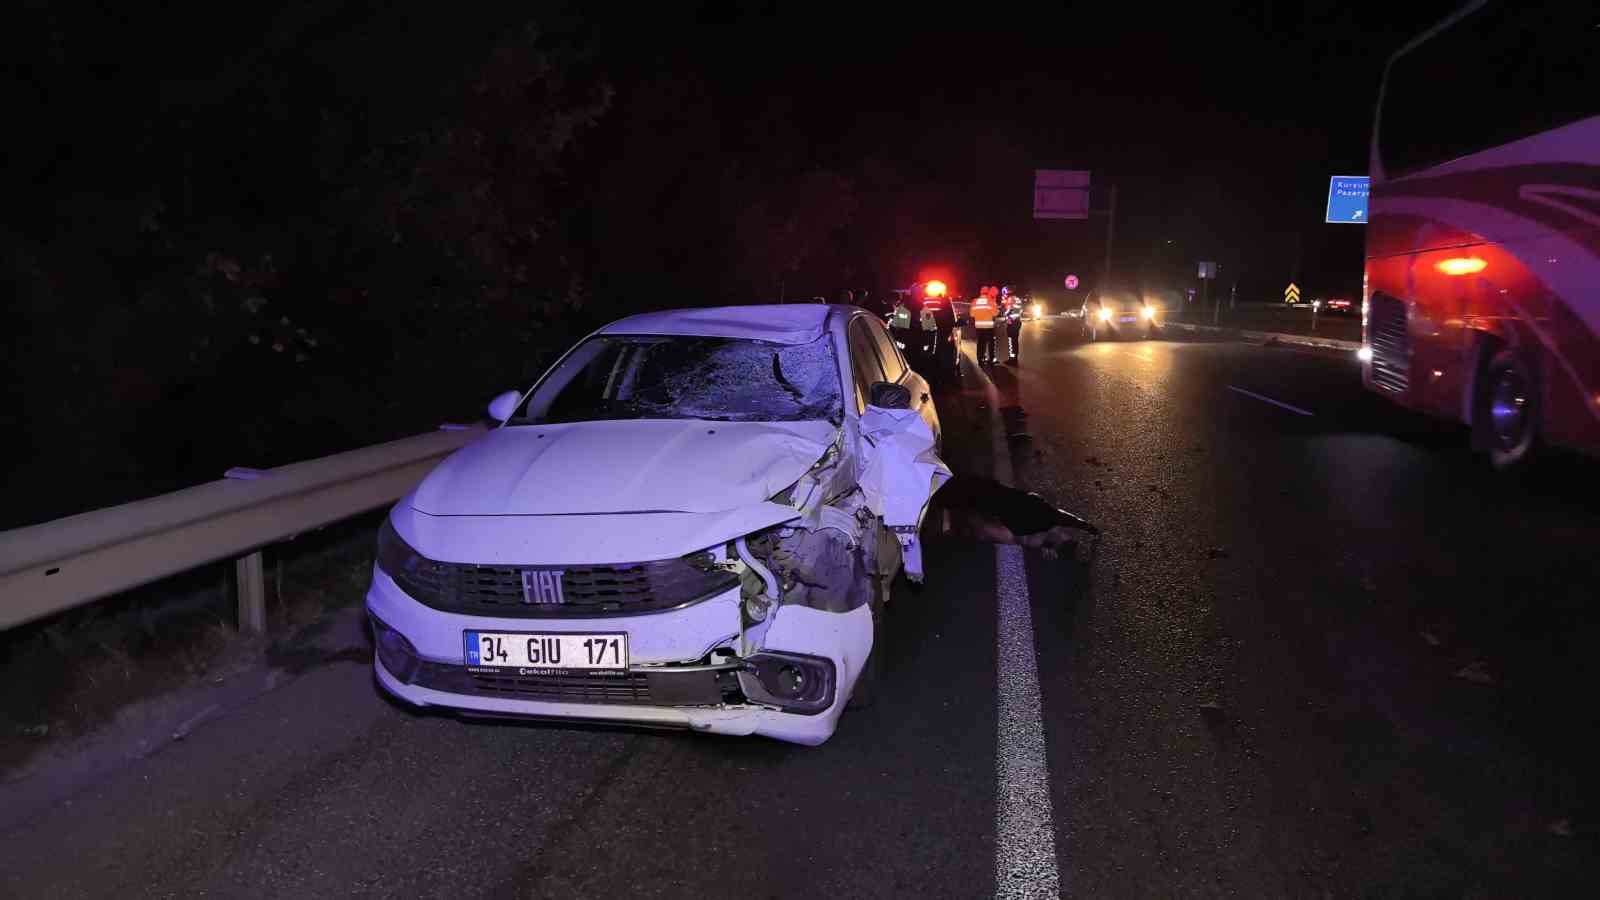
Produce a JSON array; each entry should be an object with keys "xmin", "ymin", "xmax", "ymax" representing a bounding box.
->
[
  {"xmin": 1001, "ymin": 293, "xmax": 1020, "ymax": 364},
  {"xmin": 971, "ymin": 287, "xmax": 998, "ymax": 366},
  {"xmin": 890, "ymin": 296, "xmax": 914, "ymax": 356}
]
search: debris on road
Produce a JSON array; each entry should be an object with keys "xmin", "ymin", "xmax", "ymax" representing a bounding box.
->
[
  {"xmin": 17, "ymin": 724, "xmax": 48, "ymax": 739},
  {"xmin": 1419, "ymin": 631, "xmax": 1442, "ymax": 648},
  {"xmin": 1454, "ymin": 661, "xmax": 1494, "ymax": 685}
]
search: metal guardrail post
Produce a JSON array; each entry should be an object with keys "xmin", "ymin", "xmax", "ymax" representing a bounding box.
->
[{"xmin": 237, "ymin": 551, "xmax": 266, "ymax": 633}]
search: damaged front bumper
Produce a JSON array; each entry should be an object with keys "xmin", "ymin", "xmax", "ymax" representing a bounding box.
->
[{"xmin": 367, "ymin": 569, "xmax": 872, "ymax": 746}]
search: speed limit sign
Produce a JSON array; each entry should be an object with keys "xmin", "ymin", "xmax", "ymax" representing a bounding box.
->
[{"xmin": 1064, "ymin": 274, "xmax": 1079, "ymax": 290}]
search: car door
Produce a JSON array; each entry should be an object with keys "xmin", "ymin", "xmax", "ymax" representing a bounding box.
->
[{"xmin": 849, "ymin": 315, "xmax": 941, "ymax": 449}]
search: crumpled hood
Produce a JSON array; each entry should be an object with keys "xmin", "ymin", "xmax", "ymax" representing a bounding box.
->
[{"xmin": 411, "ymin": 418, "xmax": 838, "ymax": 516}]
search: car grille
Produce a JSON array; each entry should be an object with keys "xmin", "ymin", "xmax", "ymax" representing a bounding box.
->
[
  {"xmin": 406, "ymin": 554, "xmax": 739, "ymax": 619},
  {"xmin": 412, "ymin": 660, "xmax": 733, "ymax": 707},
  {"xmin": 1367, "ymin": 294, "xmax": 1410, "ymax": 394},
  {"xmin": 470, "ymin": 670, "xmax": 654, "ymax": 703}
]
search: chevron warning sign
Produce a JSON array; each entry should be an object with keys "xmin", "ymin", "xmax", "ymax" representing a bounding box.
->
[{"xmin": 1285, "ymin": 283, "xmax": 1301, "ymax": 304}]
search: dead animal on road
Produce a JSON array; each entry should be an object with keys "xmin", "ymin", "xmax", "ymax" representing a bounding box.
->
[{"xmin": 928, "ymin": 475, "xmax": 1100, "ymax": 560}]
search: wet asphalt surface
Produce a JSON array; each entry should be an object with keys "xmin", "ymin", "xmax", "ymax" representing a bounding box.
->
[{"xmin": 3, "ymin": 321, "xmax": 1598, "ymax": 897}]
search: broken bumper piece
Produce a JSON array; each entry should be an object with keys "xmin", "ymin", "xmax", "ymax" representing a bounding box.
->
[{"xmin": 368, "ymin": 570, "xmax": 870, "ymax": 746}]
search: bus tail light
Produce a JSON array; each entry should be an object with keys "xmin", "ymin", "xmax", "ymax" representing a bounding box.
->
[{"xmin": 1435, "ymin": 257, "xmax": 1487, "ymax": 276}]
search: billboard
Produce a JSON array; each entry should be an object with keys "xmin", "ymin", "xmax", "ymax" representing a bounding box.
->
[{"xmin": 1034, "ymin": 170, "xmax": 1091, "ymax": 220}]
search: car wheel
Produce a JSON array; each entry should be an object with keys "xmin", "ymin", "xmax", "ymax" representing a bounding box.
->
[
  {"xmin": 846, "ymin": 574, "xmax": 888, "ymax": 710},
  {"xmin": 1476, "ymin": 346, "xmax": 1539, "ymax": 469}
]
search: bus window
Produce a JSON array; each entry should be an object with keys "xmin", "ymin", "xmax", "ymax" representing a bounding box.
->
[{"xmin": 1378, "ymin": 2, "xmax": 1596, "ymax": 177}]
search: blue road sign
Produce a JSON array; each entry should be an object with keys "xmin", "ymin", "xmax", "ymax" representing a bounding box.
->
[{"xmin": 1325, "ymin": 175, "xmax": 1370, "ymax": 224}]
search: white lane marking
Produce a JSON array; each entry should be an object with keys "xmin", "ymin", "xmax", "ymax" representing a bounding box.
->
[
  {"xmin": 994, "ymin": 544, "xmax": 1059, "ymax": 899},
  {"xmin": 1227, "ymin": 384, "xmax": 1315, "ymax": 417},
  {"xmin": 968, "ymin": 350, "xmax": 1062, "ymax": 900}
]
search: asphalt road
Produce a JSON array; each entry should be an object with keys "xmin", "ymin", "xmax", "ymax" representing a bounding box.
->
[{"xmin": 4, "ymin": 320, "xmax": 1598, "ymax": 897}]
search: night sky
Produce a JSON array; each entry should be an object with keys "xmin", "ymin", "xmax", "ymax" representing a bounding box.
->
[
  {"xmin": 592, "ymin": 0, "xmax": 1459, "ymax": 299},
  {"xmin": 9, "ymin": 1, "xmax": 1456, "ymax": 300}
]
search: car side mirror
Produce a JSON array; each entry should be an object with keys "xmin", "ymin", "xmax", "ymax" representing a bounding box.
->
[
  {"xmin": 487, "ymin": 390, "xmax": 521, "ymax": 423},
  {"xmin": 867, "ymin": 381, "xmax": 913, "ymax": 410}
]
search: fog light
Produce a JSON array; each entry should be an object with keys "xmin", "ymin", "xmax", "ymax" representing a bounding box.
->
[
  {"xmin": 371, "ymin": 614, "xmax": 422, "ymax": 684},
  {"xmin": 737, "ymin": 651, "xmax": 836, "ymax": 715},
  {"xmin": 776, "ymin": 665, "xmax": 806, "ymax": 697}
]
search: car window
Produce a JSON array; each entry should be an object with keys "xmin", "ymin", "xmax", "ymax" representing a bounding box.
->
[
  {"xmin": 514, "ymin": 333, "xmax": 844, "ymax": 425},
  {"xmin": 847, "ymin": 319, "xmax": 889, "ymax": 413},
  {"xmin": 863, "ymin": 317, "xmax": 907, "ymax": 382}
]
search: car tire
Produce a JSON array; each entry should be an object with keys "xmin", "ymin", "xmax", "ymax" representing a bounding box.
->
[
  {"xmin": 846, "ymin": 574, "xmax": 888, "ymax": 710},
  {"xmin": 1476, "ymin": 346, "xmax": 1539, "ymax": 470}
]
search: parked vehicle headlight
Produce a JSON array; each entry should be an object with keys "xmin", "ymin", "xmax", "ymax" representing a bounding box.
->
[
  {"xmin": 1141, "ymin": 305, "xmax": 1156, "ymax": 320},
  {"xmin": 1097, "ymin": 306, "xmax": 1114, "ymax": 323}
]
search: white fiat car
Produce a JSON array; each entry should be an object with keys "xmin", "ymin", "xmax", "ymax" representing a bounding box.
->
[{"xmin": 367, "ymin": 304, "xmax": 944, "ymax": 745}]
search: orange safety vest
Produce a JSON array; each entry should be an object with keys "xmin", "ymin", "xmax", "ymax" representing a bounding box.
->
[{"xmin": 971, "ymin": 297, "xmax": 997, "ymax": 328}]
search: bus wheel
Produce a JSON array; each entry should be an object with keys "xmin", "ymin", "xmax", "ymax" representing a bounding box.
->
[{"xmin": 1478, "ymin": 348, "xmax": 1538, "ymax": 469}]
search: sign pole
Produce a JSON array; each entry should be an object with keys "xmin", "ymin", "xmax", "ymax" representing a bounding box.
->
[{"xmin": 1103, "ymin": 184, "xmax": 1118, "ymax": 287}]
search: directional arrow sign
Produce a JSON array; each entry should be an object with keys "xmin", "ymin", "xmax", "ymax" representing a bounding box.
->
[
  {"xmin": 1285, "ymin": 283, "xmax": 1301, "ymax": 304},
  {"xmin": 1325, "ymin": 175, "xmax": 1370, "ymax": 224}
]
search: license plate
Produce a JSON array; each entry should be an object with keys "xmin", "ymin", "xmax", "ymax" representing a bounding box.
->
[
  {"xmin": 1119, "ymin": 315, "xmax": 1138, "ymax": 323},
  {"xmin": 464, "ymin": 631, "xmax": 629, "ymax": 673}
]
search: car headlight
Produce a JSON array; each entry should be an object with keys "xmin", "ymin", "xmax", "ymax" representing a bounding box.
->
[
  {"xmin": 1141, "ymin": 305, "xmax": 1156, "ymax": 320},
  {"xmin": 1097, "ymin": 306, "xmax": 1114, "ymax": 322},
  {"xmin": 376, "ymin": 517, "xmax": 450, "ymax": 605},
  {"xmin": 1031, "ymin": 303, "xmax": 1043, "ymax": 317}
]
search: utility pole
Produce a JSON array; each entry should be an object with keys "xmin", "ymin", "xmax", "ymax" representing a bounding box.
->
[{"xmin": 1102, "ymin": 184, "xmax": 1118, "ymax": 287}]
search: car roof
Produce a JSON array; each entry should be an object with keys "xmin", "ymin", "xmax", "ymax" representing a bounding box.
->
[{"xmin": 599, "ymin": 304, "xmax": 851, "ymax": 345}]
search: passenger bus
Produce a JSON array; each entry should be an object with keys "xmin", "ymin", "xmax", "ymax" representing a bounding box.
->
[{"xmin": 1363, "ymin": 0, "xmax": 1597, "ymax": 467}]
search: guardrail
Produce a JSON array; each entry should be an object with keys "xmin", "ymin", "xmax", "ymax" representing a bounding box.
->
[{"xmin": 0, "ymin": 425, "xmax": 486, "ymax": 633}]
